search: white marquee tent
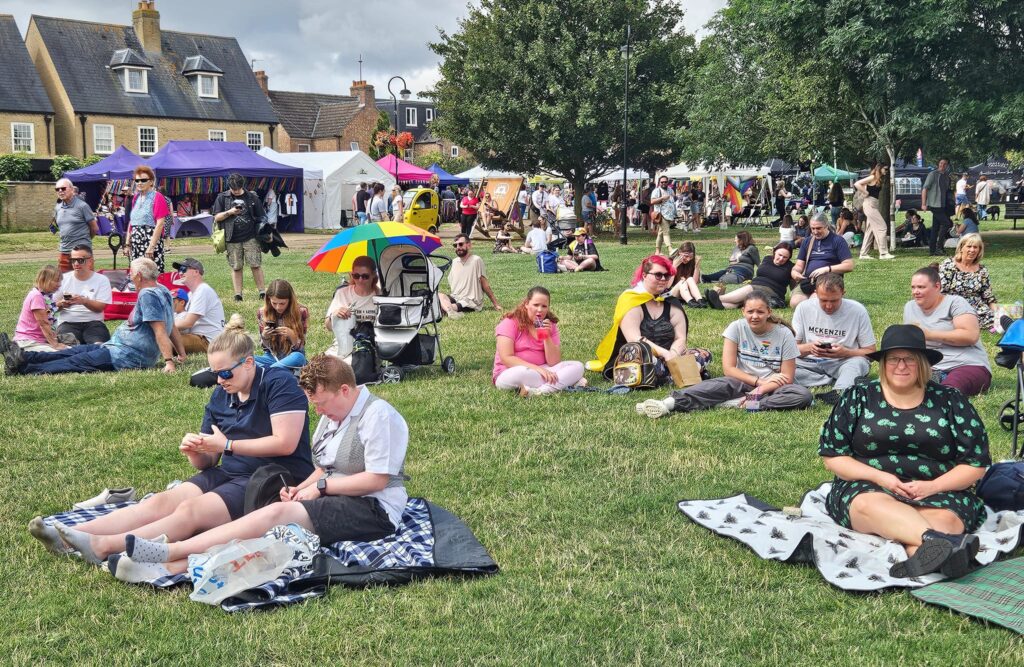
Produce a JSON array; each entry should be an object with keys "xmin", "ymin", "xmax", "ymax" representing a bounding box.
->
[
  {"xmin": 455, "ymin": 164, "xmax": 523, "ymax": 182},
  {"xmin": 591, "ymin": 168, "xmax": 650, "ymax": 183},
  {"xmin": 258, "ymin": 148, "xmax": 395, "ymax": 229},
  {"xmin": 662, "ymin": 162, "xmax": 771, "ymax": 180}
]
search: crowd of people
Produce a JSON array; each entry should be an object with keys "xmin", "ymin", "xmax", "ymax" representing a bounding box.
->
[{"xmin": 11, "ymin": 157, "xmax": 1019, "ymax": 589}]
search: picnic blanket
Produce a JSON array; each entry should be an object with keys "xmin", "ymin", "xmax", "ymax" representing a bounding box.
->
[
  {"xmin": 44, "ymin": 497, "xmax": 498, "ymax": 612},
  {"xmin": 677, "ymin": 482, "xmax": 1024, "ymax": 592},
  {"xmin": 912, "ymin": 557, "xmax": 1024, "ymax": 634}
]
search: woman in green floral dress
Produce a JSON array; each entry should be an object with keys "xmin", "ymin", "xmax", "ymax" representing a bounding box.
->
[{"xmin": 818, "ymin": 325, "xmax": 991, "ymax": 579}]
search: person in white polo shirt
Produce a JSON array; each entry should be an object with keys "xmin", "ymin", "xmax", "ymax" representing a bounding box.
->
[
  {"xmin": 172, "ymin": 258, "xmax": 225, "ymax": 354},
  {"xmin": 56, "ymin": 244, "xmax": 112, "ymax": 345}
]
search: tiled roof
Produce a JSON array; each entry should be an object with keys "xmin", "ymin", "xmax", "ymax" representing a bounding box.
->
[
  {"xmin": 30, "ymin": 15, "xmax": 276, "ymax": 123},
  {"xmin": 267, "ymin": 91, "xmax": 362, "ymax": 139},
  {"xmin": 109, "ymin": 47, "xmax": 151, "ymax": 68},
  {"xmin": 0, "ymin": 15, "xmax": 54, "ymax": 114}
]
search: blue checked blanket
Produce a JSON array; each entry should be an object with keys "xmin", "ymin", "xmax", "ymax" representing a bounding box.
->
[{"xmin": 45, "ymin": 497, "xmax": 436, "ymax": 611}]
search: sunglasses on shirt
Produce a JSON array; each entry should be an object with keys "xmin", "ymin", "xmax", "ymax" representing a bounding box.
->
[{"xmin": 214, "ymin": 358, "xmax": 247, "ymax": 380}]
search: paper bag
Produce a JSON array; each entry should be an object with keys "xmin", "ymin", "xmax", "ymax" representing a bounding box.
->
[{"xmin": 667, "ymin": 354, "xmax": 701, "ymax": 388}]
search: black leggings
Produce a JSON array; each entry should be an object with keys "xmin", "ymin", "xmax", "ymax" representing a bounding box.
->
[{"xmin": 460, "ymin": 213, "xmax": 477, "ymax": 237}]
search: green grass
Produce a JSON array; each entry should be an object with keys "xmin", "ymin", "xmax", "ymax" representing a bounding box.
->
[{"xmin": 1, "ymin": 224, "xmax": 1023, "ymax": 665}]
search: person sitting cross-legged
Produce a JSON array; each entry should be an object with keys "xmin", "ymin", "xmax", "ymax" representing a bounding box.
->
[
  {"xmin": 26, "ymin": 317, "xmax": 313, "ymax": 564},
  {"xmin": 55, "ymin": 244, "xmax": 112, "ymax": 345},
  {"xmin": 10, "ymin": 265, "xmax": 72, "ymax": 353},
  {"xmin": 792, "ymin": 273, "xmax": 877, "ymax": 405},
  {"xmin": 105, "ymin": 355, "xmax": 408, "ymax": 584},
  {"xmin": 636, "ymin": 289, "xmax": 812, "ymax": 418},
  {"xmin": 172, "ymin": 258, "xmax": 224, "ymax": 354},
  {"xmin": 439, "ymin": 235, "xmax": 502, "ymax": 317},
  {"xmin": 818, "ymin": 324, "xmax": 990, "ymax": 580}
]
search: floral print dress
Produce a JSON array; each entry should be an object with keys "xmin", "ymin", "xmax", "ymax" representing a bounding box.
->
[
  {"xmin": 938, "ymin": 258, "xmax": 996, "ymax": 330},
  {"xmin": 818, "ymin": 381, "xmax": 991, "ymax": 532}
]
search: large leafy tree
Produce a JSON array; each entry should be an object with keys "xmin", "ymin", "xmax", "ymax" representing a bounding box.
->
[{"xmin": 430, "ymin": 0, "xmax": 694, "ymax": 217}]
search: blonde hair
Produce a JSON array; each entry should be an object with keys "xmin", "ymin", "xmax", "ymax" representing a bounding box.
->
[
  {"xmin": 34, "ymin": 265, "xmax": 62, "ymax": 291},
  {"xmin": 879, "ymin": 350, "xmax": 931, "ymax": 391},
  {"xmin": 954, "ymin": 233, "xmax": 984, "ymax": 263},
  {"xmin": 207, "ymin": 313, "xmax": 254, "ymax": 358}
]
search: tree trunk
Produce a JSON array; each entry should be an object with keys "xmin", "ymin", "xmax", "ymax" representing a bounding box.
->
[{"xmin": 573, "ymin": 175, "xmax": 584, "ymax": 221}]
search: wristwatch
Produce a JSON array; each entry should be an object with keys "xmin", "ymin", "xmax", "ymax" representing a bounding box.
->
[{"xmin": 316, "ymin": 477, "xmax": 328, "ymax": 497}]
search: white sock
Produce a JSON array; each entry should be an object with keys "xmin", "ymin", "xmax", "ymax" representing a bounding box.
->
[
  {"xmin": 662, "ymin": 397, "xmax": 676, "ymax": 410},
  {"xmin": 28, "ymin": 517, "xmax": 73, "ymax": 556},
  {"xmin": 108, "ymin": 554, "xmax": 171, "ymax": 584}
]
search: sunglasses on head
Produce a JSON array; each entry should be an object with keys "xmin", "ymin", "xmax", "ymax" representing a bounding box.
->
[
  {"xmin": 215, "ymin": 358, "xmax": 247, "ymax": 380},
  {"xmin": 351, "ymin": 272, "xmax": 372, "ymax": 280},
  {"xmin": 646, "ymin": 271, "xmax": 671, "ymax": 280},
  {"xmin": 134, "ymin": 178, "xmax": 150, "ymax": 183}
]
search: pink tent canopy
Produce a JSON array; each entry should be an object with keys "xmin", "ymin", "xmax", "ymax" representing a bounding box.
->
[{"xmin": 376, "ymin": 155, "xmax": 434, "ymax": 183}]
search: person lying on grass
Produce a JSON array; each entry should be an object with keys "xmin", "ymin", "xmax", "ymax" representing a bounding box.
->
[
  {"xmin": 818, "ymin": 324, "xmax": 990, "ymax": 580},
  {"xmin": 493, "ymin": 286, "xmax": 585, "ymax": 397},
  {"xmin": 105, "ymin": 355, "xmax": 408, "ymax": 584},
  {"xmin": 704, "ymin": 243, "xmax": 794, "ymax": 310},
  {"xmin": 28, "ymin": 316, "xmax": 313, "ymax": 564},
  {"xmin": 636, "ymin": 289, "xmax": 812, "ymax": 418}
]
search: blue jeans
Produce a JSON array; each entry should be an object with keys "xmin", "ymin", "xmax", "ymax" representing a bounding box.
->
[
  {"xmin": 357, "ymin": 211, "xmax": 368, "ymax": 225},
  {"xmin": 21, "ymin": 344, "xmax": 115, "ymax": 375},
  {"xmin": 255, "ymin": 351, "xmax": 307, "ymax": 370}
]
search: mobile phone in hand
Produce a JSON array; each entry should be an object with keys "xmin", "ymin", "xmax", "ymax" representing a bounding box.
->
[{"xmin": 818, "ymin": 342, "xmax": 832, "ymax": 349}]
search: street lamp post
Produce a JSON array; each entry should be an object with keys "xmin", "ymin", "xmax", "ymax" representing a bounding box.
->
[
  {"xmin": 619, "ymin": 26, "xmax": 632, "ymax": 245},
  {"xmin": 387, "ymin": 75, "xmax": 412, "ymax": 189}
]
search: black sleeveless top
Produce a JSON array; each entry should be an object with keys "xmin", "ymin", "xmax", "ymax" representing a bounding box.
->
[
  {"xmin": 867, "ymin": 184, "xmax": 881, "ymax": 198},
  {"xmin": 639, "ymin": 300, "xmax": 685, "ymax": 350}
]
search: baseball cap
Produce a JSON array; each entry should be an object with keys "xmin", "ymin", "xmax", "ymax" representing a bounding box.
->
[
  {"xmin": 172, "ymin": 258, "xmax": 204, "ymax": 274},
  {"xmin": 174, "ymin": 288, "xmax": 189, "ymax": 301}
]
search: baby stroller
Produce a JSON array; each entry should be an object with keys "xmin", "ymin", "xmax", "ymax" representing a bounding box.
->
[
  {"xmin": 547, "ymin": 205, "xmax": 578, "ymax": 252},
  {"xmin": 372, "ymin": 244, "xmax": 456, "ymax": 383},
  {"xmin": 997, "ymin": 319, "xmax": 1024, "ymax": 457}
]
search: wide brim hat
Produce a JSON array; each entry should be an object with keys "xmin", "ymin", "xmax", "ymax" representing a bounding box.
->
[{"xmin": 867, "ymin": 324, "xmax": 943, "ymax": 365}]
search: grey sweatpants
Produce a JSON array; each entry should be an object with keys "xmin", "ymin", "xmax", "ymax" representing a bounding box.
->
[
  {"xmin": 794, "ymin": 357, "xmax": 869, "ymax": 392},
  {"xmin": 669, "ymin": 376, "xmax": 812, "ymax": 413}
]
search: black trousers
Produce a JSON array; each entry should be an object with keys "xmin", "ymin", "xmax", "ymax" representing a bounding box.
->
[
  {"xmin": 56, "ymin": 320, "xmax": 111, "ymax": 345},
  {"xmin": 928, "ymin": 206, "xmax": 952, "ymax": 254},
  {"xmin": 460, "ymin": 213, "xmax": 476, "ymax": 237}
]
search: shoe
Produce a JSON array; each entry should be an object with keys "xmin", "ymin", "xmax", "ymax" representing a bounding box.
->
[
  {"xmin": 924, "ymin": 530, "xmax": 980, "ymax": 579},
  {"xmin": 635, "ymin": 399, "xmax": 671, "ymax": 419},
  {"xmin": 518, "ymin": 385, "xmax": 539, "ymax": 398},
  {"xmin": 259, "ymin": 292, "xmax": 267, "ymax": 300},
  {"xmin": 879, "ymin": 254, "xmax": 895, "ymax": 260},
  {"xmin": 446, "ymin": 309, "xmax": 464, "ymax": 320},
  {"xmin": 233, "ymin": 294, "xmax": 243, "ymax": 302},
  {"xmin": 816, "ymin": 389, "xmax": 841, "ymax": 406},
  {"xmin": 705, "ymin": 289, "xmax": 724, "ymax": 310},
  {"xmin": 696, "ymin": 299, "xmax": 710, "ymax": 308},
  {"xmin": 858, "ymin": 254, "xmax": 874, "ymax": 260},
  {"xmin": 889, "ymin": 538, "xmax": 952, "ymax": 578},
  {"xmin": 73, "ymin": 487, "xmax": 136, "ymax": 510},
  {"xmin": 0, "ymin": 332, "xmax": 11, "ymax": 354},
  {"xmin": 4, "ymin": 345, "xmax": 25, "ymax": 375}
]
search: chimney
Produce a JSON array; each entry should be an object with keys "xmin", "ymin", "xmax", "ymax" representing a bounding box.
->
[
  {"xmin": 254, "ymin": 70, "xmax": 269, "ymax": 95},
  {"xmin": 350, "ymin": 80, "xmax": 375, "ymax": 108},
  {"xmin": 132, "ymin": 1, "xmax": 161, "ymax": 54}
]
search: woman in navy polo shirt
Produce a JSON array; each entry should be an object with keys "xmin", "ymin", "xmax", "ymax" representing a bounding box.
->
[{"xmin": 30, "ymin": 315, "xmax": 314, "ymax": 565}]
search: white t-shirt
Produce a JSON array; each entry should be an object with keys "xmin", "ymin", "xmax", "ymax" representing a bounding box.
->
[
  {"xmin": 517, "ymin": 190, "xmax": 529, "ymax": 205},
  {"xmin": 956, "ymin": 178, "xmax": 968, "ymax": 196},
  {"xmin": 531, "ymin": 190, "xmax": 546, "ymax": 211},
  {"xmin": 178, "ymin": 282, "xmax": 225, "ymax": 340},
  {"xmin": 903, "ymin": 295, "xmax": 990, "ymax": 372},
  {"xmin": 57, "ymin": 271, "xmax": 112, "ymax": 324},
  {"xmin": 545, "ymin": 193, "xmax": 561, "ymax": 212},
  {"xmin": 312, "ymin": 388, "xmax": 409, "ymax": 528},
  {"xmin": 525, "ymin": 227, "xmax": 549, "ymax": 253},
  {"xmin": 448, "ymin": 254, "xmax": 487, "ymax": 309},
  {"xmin": 779, "ymin": 227, "xmax": 795, "ymax": 243},
  {"xmin": 793, "ymin": 297, "xmax": 876, "ymax": 360},
  {"xmin": 326, "ymin": 285, "xmax": 380, "ymax": 323},
  {"xmin": 975, "ymin": 181, "xmax": 991, "ymax": 205},
  {"xmin": 369, "ymin": 195, "xmax": 388, "ymax": 221},
  {"xmin": 723, "ymin": 318, "xmax": 800, "ymax": 378}
]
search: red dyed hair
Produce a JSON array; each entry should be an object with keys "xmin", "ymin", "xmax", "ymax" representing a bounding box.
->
[{"xmin": 630, "ymin": 254, "xmax": 676, "ymax": 287}]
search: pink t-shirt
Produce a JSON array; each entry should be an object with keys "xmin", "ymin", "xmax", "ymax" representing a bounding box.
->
[
  {"xmin": 492, "ymin": 317, "xmax": 561, "ymax": 383},
  {"xmin": 131, "ymin": 192, "xmax": 171, "ymax": 222},
  {"xmin": 15, "ymin": 287, "xmax": 53, "ymax": 344}
]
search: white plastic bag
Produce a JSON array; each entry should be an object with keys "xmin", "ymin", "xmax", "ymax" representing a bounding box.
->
[{"xmin": 188, "ymin": 536, "xmax": 294, "ymax": 605}]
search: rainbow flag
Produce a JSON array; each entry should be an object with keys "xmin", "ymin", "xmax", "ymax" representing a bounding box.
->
[{"xmin": 723, "ymin": 176, "xmax": 755, "ymax": 211}]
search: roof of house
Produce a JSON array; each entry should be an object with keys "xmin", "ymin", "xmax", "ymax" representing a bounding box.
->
[
  {"xmin": 374, "ymin": 99, "xmax": 435, "ymax": 142},
  {"xmin": 29, "ymin": 14, "xmax": 276, "ymax": 123},
  {"xmin": 0, "ymin": 15, "xmax": 54, "ymax": 115},
  {"xmin": 266, "ymin": 90, "xmax": 362, "ymax": 139}
]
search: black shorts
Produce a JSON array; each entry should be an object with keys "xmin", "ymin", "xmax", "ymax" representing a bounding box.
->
[
  {"xmin": 186, "ymin": 468, "xmax": 251, "ymax": 520},
  {"xmin": 299, "ymin": 495, "xmax": 395, "ymax": 545}
]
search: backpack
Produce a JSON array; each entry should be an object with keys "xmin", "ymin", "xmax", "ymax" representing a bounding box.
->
[
  {"xmin": 537, "ymin": 250, "xmax": 559, "ymax": 274},
  {"xmin": 976, "ymin": 461, "xmax": 1024, "ymax": 512},
  {"xmin": 610, "ymin": 340, "xmax": 661, "ymax": 389},
  {"xmin": 350, "ymin": 332, "xmax": 380, "ymax": 385}
]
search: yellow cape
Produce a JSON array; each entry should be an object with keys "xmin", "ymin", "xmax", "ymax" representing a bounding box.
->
[{"xmin": 586, "ymin": 286, "xmax": 660, "ymax": 372}]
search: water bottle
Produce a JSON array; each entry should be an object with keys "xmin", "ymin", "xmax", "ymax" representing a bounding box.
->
[{"xmin": 745, "ymin": 391, "xmax": 761, "ymax": 413}]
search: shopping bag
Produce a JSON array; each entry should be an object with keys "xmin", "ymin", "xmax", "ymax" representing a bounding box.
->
[
  {"xmin": 667, "ymin": 354, "xmax": 702, "ymax": 388},
  {"xmin": 211, "ymin": 225, "xmax": 226, "ymax": 254},
  {"xmin": 188, "ymin": 536, "xmax": 294, "ymax": 605}
]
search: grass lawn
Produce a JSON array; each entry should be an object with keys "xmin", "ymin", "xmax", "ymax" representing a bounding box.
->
[{"xmin": 1, "ymin": 222, "xmax": 1023, "ymax": 664}]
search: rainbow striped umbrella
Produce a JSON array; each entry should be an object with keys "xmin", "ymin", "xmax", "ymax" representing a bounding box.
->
[{"xmin": 307, "ymin": 222, "xmax": 442, "ymax": 273}]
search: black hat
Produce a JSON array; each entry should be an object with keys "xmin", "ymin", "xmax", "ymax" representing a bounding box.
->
[
  {"xmin": 172, "ymin": 257, "xmax": 204, "ymax": 274},
  {"xmin": 243, "ymin": 463, "xmax": 295, "ymax": 515},
  {"xmin": 867, "ymin": 324, "xmax": 943, "ymax": 365}
]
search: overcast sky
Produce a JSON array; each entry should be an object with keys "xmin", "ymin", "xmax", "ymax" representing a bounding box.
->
[{"xmin": 3, "ymin": 1, "xmax": 727, "ymax": 99}]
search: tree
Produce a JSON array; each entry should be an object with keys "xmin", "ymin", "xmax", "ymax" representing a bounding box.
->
[
  {"xmin": 368, "ymin": 111, "xmax": 394, "ymax": 160},
  {"xmin": 411, "ymin": 150, "xmax": 474, "ymax": 176},
  {"xmin": 430, "ymin": 0, "xmax": 694, "ymax": 218}
]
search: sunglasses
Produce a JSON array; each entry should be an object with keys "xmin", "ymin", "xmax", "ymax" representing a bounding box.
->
[
  {"xmin": 134, "ymin": 178, "xmax": 151, "ymax": 183},
  {"xmin": 453, "ymin": 242, "xmax": 468, "ymax": 248},
  {"xmin": 646, "ymin": 271, "xmax": 671, "ymax": 280},
  {"xmin": 214, "ymin": 358, "xmax": 247, "ymax": 380},
  {"xmin": 351, "ymin": 272, "xmax": 373, "ymax": 280},
  {"xmin": 70, "ymin": 257, "xmax": 90, "ymax": 264},
  {"xmin": 55, "ymin": 187, "xmax": 68, "ymax": 192}
]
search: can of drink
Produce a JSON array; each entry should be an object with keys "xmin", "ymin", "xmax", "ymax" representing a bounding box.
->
[{"xmin": 745, "ymin": 391, "xmax": 760, "ymax": 412}]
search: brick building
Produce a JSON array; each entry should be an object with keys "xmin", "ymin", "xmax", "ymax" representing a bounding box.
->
[
  {"xmin": 0, "ymin": 15, "xmax": 55, "ymax": 157},
  {"xmin": 24, "ymin": 1, "xmax": 279, "ymax": 159},
  {"xmin": 263, "ymin": 73, "xmax": 381, "ymax": 154}
]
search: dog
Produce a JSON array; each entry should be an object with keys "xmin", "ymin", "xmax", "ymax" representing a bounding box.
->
[{"xmin": 987, "ymin": 205, "xmax": 1001, "ymax": 220}]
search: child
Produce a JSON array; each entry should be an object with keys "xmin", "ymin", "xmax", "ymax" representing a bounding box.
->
[
  {"xmin": 778, "ymin": 214, "xmax": 795, "ymax": 244},
  {"xmin": 494, "ymin": 223, "xmax": 519, "ymax": 254}
]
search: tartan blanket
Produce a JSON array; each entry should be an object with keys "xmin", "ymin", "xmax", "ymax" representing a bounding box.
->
[
  {"xmin": 912, "ymin": 557, "xmax": 1024, "ymax": 634},
  {"xmin": 45, "ymin": 497, "xmax": 439, "ymax": 612},
  {"xmin": 678, "ymin": 482, "xmax": 1024, "ymax": 592}
]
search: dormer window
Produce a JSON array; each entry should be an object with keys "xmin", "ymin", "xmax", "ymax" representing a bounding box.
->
[
  {"xmin": 181, "ymin": 55, "xmax": 224, "ymax": 101},
  {"xmin": 124, "ymin": 67, "xmax": 148, "ymax": 93},
  {"xmin": 109, "ymin": 48, "xmax": 152, "ymax": 95}
]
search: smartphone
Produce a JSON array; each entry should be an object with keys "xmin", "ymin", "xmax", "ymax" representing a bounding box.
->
[{"xmin": 818, "ymin": 342, "xmax": 833, "ymax": 349}]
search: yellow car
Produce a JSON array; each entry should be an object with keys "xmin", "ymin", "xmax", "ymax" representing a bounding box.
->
[{"xmin": 402, "ymin": 187, "xmax": 441, "ymax": 234}]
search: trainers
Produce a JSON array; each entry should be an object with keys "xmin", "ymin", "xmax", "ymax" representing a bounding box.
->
[
  {"xmin": 233, "ymin": 294, "xmax": 243, "ymax": 302},
  {"xmin": 4, "ymin": 345, "xmax": 25, "ymax": 375},
  {"xmin": 635, "ymin": 399, "xmax": 671, "ymax": 419},
  {"xmin": 858, "ymin": 254, "xmax": 874, "ymax": 260},
  {"xmin": 879, "ymin": 253, "xmax": 895, "ymax": 260},
  {"xmin": 816, "ymin": 389, "xmax": 841, "ymax": 406},
  {"xmin": 0, "ymin": 332, "xmax": 11, "ymax": 354},
  {"xmin": 73, "ymin": 487, "xmax": 137, "ymax": 510}
]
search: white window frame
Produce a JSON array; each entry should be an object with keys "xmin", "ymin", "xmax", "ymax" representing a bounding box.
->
[
  {"xmin": 197, "ymin": 74, "xmax": 219, "ymax": 99},
  {"xmin": 349, "ymin": 141, "xmax": 359, "ymax": 151},
  {"xmin": 425, "ymin": 108, "xmax": 434, "ymax": 123},
  {"xmin": 124, "ymin": 68, "xmax": 148, "ymax": 94},
  {"xmin": 11, "ymin": 122, "xmax": 35, "ymax": 153},
  {"xmin": 138, "ymin": 126, "xmax": 158, "ymax": 155},
  {"xmin": 404, "ymin": 107, "xmax": 417, "ymax": 127},
  {"xmin": 450, "ymin": 145, "xmax": 460, "ymax": 158},
  {"xmin": 246, "ymin": 131, "xmax": 264, "ymax": 151},
  {"xmin": 208, "ymin": 129, "xmax": 227, "ymax": 142},
  {"xmin": 93, "ymin": 124, "xmax": 114, "ymax": 154},
  {"xmin": 403, "ymin": 148, "xmax": 413, "ymax": 160}
]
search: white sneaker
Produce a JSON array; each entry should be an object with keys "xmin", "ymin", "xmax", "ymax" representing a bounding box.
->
[
  {"xmin": 858, "ymin": 254, "xmax": 874, "ymax": 260},
  {"xmin": 73, "ymin": 487, "xmax": 136, "ymax": 510},
  {"xmin": 635, "ymin": 399, "xmax": 670, "ymax": 419},
  {"xmin": 879, "ymin": 253, "xmax": 895, "ymax": 260}
]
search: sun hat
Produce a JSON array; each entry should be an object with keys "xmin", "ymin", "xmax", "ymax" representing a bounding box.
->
[
  {"xmin": 867, "ymin": 324, "xmax": 942, "ymax": 365},
  {"xmin": 574, "ymin": 227, "xmax": 587, "ymax": 236}
]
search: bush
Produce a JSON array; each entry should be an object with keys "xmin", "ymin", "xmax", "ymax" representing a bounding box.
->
[
  {"xmin": 0, "ymin": 154, "xmax": 32, "ymax": 181},
  {"xmin": 51, "ymin": 155, "xmax": 84, "ymax": 181}
]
